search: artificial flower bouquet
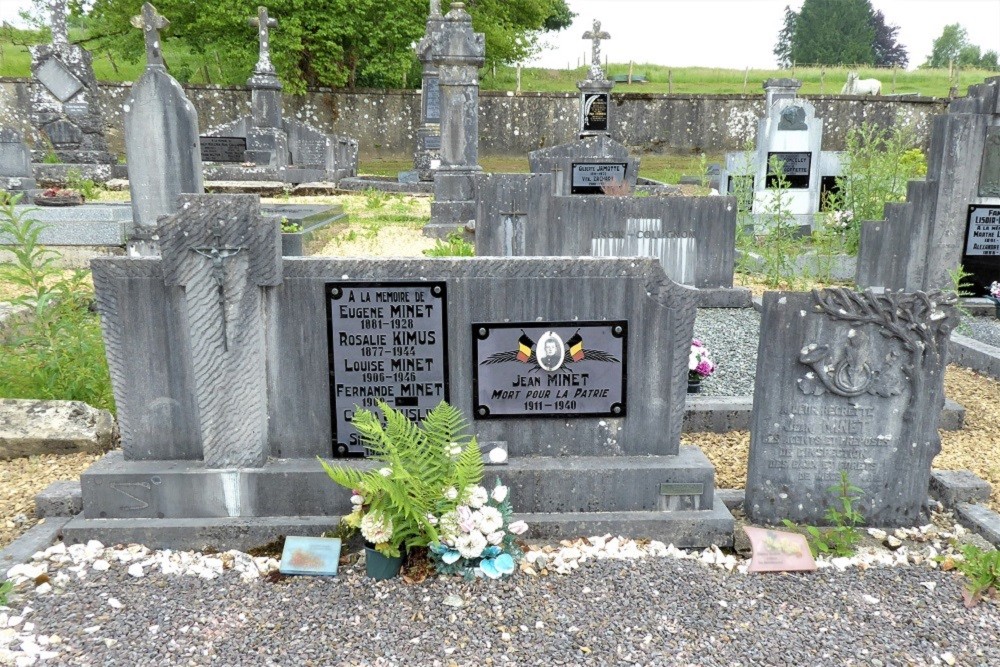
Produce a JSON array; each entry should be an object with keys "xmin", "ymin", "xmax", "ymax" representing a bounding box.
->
[
  {"xmin": 987, "ymin": 281, "xmax": 1000, "ymax": 303},
  {"xmin": 688, "ymin": 338, "xmax": 716, "ymax": 383},
  {"xmin": 428, "ymin": 479, "xmax": 527, "ymax": 579}
]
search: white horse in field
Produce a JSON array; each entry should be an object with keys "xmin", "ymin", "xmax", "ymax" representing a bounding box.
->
[{"xmin": 841, "ymin": 71, "xmax": 881, "ymax": 95}]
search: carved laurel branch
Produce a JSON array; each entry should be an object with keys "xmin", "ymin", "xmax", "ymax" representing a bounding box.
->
[{"xmin": 809, "ymin": 288, "xmax": 958, "ymax": 367}]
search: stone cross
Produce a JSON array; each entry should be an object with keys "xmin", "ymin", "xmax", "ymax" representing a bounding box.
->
[
  {"xmin": 430, "ymin": 0, "xmax": 442, "ymax": 17},
  {"xmin": 130, "ymin": 2, "xmax": 170, "ymax": 67},
  {"xmin": 191, "ymin": 221, "xmax": 245, "ymax": 352},
  {"xmin": 248, "ymin": 6, "xmax": 278, "ymax": 75},
  {"xmin": 49, "ymin": 0, "xmax": 68, "ymax": 46},
  {"xmin": 582, "ymin": 19, "xmax": 611, "ymax": 80}
]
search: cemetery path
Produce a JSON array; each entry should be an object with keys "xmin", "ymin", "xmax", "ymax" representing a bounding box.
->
[{"xmin": 8, "ymin": 557, "xmax": 999, "ymax": 665}]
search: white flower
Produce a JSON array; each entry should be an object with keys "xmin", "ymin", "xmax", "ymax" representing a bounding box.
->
[
  {"xmin": 360, "ymin": 512, "xmax": 393, "ymax": 544},
  {"xmin": 448, "ymin": 442, "xmax": 463, "ymax": 457},
  {"xmin": 477, "ymin": 506, "xmax": 504, "ymax": 534},
  {"xmin": 426, "ymin": 513, "xmax": 438, "ymax": 525},
  {"xmin": 464, "ymin": 485, "xmax": 489, "ymax": 509},
  {"xmin": 444, "ymin": 486, "xmax": 459, "ymax": 501},
  {"xmin": 439, "ymin": 510, "xmax": 459, "ymax": 543},
  {"xmin": 488, "ymin": 447, "xmax": 508, "ymax": 464},
  {"xmin": 491, "ymin": 485, "xmax": 509, "ymax": 503},
  {"xmin": 455, "ymin": 530, "xmax": 487, "ymax": 559},
  {"xmin": 508, "ymin": 520, "xmax": 528, "ymax": 535},
  {"xmin": 688, "ymin": 351, "xmax": 699, "ymax": 371},
  {"xmin": 378, "ymin": 467, "xmax": 392, "ymax": 477},
  {"xmin": 487, "ymin": 531, "xmax": 504, "ymax": 545},
  {"xmin": 350, "ymin": 494, "xmax": 364, "ymax": 506}
]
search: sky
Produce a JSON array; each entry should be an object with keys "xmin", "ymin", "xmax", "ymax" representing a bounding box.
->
[{"xmin": 2, "ymin": 0, "xmax": 999, "ymax": 71}]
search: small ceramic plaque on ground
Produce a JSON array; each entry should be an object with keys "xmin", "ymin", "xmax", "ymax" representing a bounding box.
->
[
  {"xmin": 743, "ymin": 526, "xmax": 817, "ymax": 573},
  {"xmin": 279, "ymin": 537, "xmax": 342, "ymax": 576}
]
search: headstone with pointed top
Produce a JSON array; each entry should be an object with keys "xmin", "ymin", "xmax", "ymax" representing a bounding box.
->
[
  {"xmin": 124, "ymin": 2, "xmax": 204, "ymax": 256},
  {"xmin": 28, "ymin": 0, "xmax": 114, "ymax": 168}
]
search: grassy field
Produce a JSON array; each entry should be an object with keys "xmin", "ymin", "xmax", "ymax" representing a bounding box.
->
[{"xmin": 2, "ymin": 29, "xmax": 995, "ymax": 98}]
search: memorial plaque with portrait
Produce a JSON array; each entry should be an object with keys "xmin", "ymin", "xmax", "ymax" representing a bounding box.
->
[
  {"xmin": 962, "ymin": 204, "xmax": 1000, "ymax": 293},
  {"xmin": 326, "ymin": 282, "xmax": 449, "ymax": 457},
  {"xmin": 472, "ymin": 321, "xmax": 627, "ymax": 419},
  {"xmin": 582, "ymin": 93, "xmax": 609, "ymax": 132}
]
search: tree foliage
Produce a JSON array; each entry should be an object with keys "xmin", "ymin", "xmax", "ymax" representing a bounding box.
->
[
  {"xmin": 924, "ymin": 23, "xmax": 999, "ymax": 70},
  {"xmin": 773, "ymin": 0, "xmax": 908, "ymax": 68},
  {"xmin": 63, "ymin": 0, "xmax": 573, "ymax": 91}
]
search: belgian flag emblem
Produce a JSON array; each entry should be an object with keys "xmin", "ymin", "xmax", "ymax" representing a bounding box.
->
[
  {"xmin": 516, "ymin": 332, "xmax": 534, "ymax": 362},
  {"xmin": 567, "ymin": 331, "xmax": 585, "ymax": 361}
]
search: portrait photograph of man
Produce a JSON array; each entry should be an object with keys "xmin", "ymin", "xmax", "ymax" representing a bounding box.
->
[{"xmin": 536, "ymin": 331, "xmax": 565, "ymax": 371}]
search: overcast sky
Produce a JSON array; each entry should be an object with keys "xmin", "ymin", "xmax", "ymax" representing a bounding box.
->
[{"xmin": 2, "ymin": 0, "xmax": 999, "ymax": 71}]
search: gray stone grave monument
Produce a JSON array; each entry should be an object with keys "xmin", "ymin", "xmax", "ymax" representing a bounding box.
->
[
  {"xmin": 857, "ymin": 77, "xmax": 1000, "ymax": 296},
  {"xmin": 474, "ymin": 172, "xmax": 750, "ymax": 308},
  {"xmin": 203, "ymin": 6, "xmax": 359, "ymax": 186},
  {"xmin": 424, "ymin": 2, "xmax": 486, "ymax": 238},
  {"xmin": 124, "ymin": 3, "xmax": 204, "ymax": 256},
  {"xmin": 64, "ymin": 192, "xmax": 732, "ymax": 550},
  {"xmin": 28, "ymin": 0, "xmax": 116, "ymax": 183},
  {"xmin": 400, "ymin": 1, "xmax": 446, "ymax": 183},
  {"xmin": 719, "ymin": 79, "xmax": 843, "ymax": 232},
  {"xmin": 0, "ymin": 129, "xmax": 37, "ymax": 201},
  {"xmin": 578, "ymin": 20, "xmax": 613, "ymax": 139},
  {"xmin": 745, "ymin": 288, "xmax": 958, "ymax": 527}
]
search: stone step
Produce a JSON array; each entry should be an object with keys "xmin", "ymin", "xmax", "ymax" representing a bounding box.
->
[{"xmin": 683, "ymin": 396, "xmax": 966, "ymax": 433}]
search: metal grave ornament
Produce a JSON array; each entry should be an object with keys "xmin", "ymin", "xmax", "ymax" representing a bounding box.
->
[
  {"xmin": 326, "ymin": 282, "xmax": 448, "ymax": 457},
  {"xmin": 472, "ymin": 321, "xmax": 627, "ymax": 418},
  {"xmin": 190, "ymin": 220, "xmax": 244, "ymax": 352}
]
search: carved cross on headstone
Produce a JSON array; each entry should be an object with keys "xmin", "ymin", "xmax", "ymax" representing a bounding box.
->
[
  {"xmin": 130, "ymin": 2, "xmax": 170, "ymax": 68},
  {"xmin": 191, "ymin": 221, "xmax": 245, "ymax": 352},
  {"xmin": 582, "ymin": 19, "xmax": 611, "ymax": 80},
  {"xmin": 248, "ymin": 6, "xmax": 278, "ymax": 75},
  {"xmin": 49, "ymin": 0, "xmax": 68, "ymax": 46}
]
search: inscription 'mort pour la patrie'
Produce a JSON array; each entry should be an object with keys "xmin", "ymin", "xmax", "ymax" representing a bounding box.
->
[{"xmin": 326, "ymin": 282, "xmax": 448, "ymax": 456}]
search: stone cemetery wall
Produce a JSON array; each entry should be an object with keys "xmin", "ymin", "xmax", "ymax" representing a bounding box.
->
[
  {"xmin": 0, "ymin": 77, "xmax": 946, "ymax": 158},
  {"xmin": 745, "ymin": 288, "xmax": 958, "ymax": 527}
]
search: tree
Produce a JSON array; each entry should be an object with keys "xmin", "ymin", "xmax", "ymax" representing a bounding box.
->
[
  {"xmin": 871, "ymin": 10, "xmax": 907, "ymax": 68},
  {"xmin": 789, "ymin": 0, "xmax": 875, "ymax": 66},
  {"xmin": 72, "ymin": 0, "xmax": 573, "ymax": 90},
  {"xmin": 773, "ymin": 5, "xmax": 797, "ymax": 69},
  {"xmin": 924, "ymin": 23, "xmax": 998, "ymax": 70}
]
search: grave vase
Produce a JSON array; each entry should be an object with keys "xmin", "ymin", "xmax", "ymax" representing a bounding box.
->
[
  {"xmin": 364, "ymin": 544, "xmax": 403, "ymax": 580},
  {"xmin": 687, "ymin": 377, "xmax": 702, "ymax": 394}
]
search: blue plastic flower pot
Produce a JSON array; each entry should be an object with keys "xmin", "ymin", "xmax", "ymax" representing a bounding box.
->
[{"xmin": 364, "ymin": 546, "xmax": 403, "ymax": 580}]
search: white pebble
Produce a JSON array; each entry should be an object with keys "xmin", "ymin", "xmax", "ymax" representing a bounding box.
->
[{"xmin": 127, "ymin": 564, "xmax": 144, "ymax": 578}]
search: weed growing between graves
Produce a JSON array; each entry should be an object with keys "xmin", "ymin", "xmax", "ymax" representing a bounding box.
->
[
  {"xmin": 754, "ymin": 155, "xmax": 804, "ymax": 288},
  {"xmin": 947, "ymin": 265, "xmax": 977, "ymax": 334},
  {"xmin": 279, "ymin": 217, "xmax": 301, "ymax": 233},
  {"xmin": 64, "ymin": 169, "xmax": 101, "ymax": 201},
  {"xmin": 831, "ymin": 123, "xmax": 927, "ymax": 254},
  {"xmin": 0, "ymin": 580, "xmax": 11, "ymax": 606},
  {"xmin": 423, "ymin": 232, "xmax": 475, "ymax": 257},
  {"xmin": 951, "ymin": 544, "xmax": 1000, "ymax": 607},
  {"xmin": 0, "ymin": 198, "xmax": 113, "ymax": 411},
  {"xmin": 782, "ymin": 471, "xmax": 865, "ymax": 557}
]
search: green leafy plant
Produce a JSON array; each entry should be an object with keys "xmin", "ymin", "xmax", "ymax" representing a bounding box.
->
[
  {"xmin": 423, "ymin": 232, "xmax": 474, "ymax": 258},
  {"xmin": 954, "ymin": 544, "xmax": 1000, "ymax": 607},
  {"xmin": 65, "ymin": 169, "xmax": 99, "ymax": 201},
  {"xmin": 363, "ymin": 188, "xmax": 389, "ymax": 211},
  {"xmin": 0, "ymin": 579, "xmax": 12, "ymax": 606},
  {"xmin": 783, "ymin": 471, "xmax": 865, "ymax": 557},
  {"xmin": 318, "ymin": 401, "xmax": 484, "ymax": 558},
  {"xmin": 946, "ymin": 264, "xmax": 976, "ymax": 334},
  {"xmin": 0, "ymin": 197, "xmax": 113, "ymax": 410},
  {"xmin": 754, "ymin": 154, "xmax": 805, "ymax": 288},
  {"xmin": 279, "ymin": 217, "xmax": 301, "ymax": 233}
]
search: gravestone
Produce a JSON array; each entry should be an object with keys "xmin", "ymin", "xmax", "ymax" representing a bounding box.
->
[
  {"xmin": 719, "ymin": 79, "xmax": 843, "ymax": 232},
  {"xmin": 0, "ymin": 129, "xmax": 37, "ymax": 201},
  {"xmin": 745, "ymin": 288, "xmax": 959, "ymax": 527},
  {"xmin": 474, "ymin": 172, "xmax": 750, "ymax": 307},
  {"xmin": 28, "ymin": 0, "xmax": 114, "ymax": 168},
  {"xmin": 857, "ymin": 77, "xmax": 1000, "ymax": 295},
  {"xmin": 403, "ymin": 1, "xmax": 447, "ymax": 182},
  {"xmin": 578, "ymin": 20, "xmax": 613, "ymax": 139},
  {"xmin": 124, "ymin": 3, "xmax": 204, "ymax": 256},
  {"xmin": 528, "ymin": 135, "xmax": 639, "ymax": 195},
  {"xmin": 66, "ymin": 194, "xmax": 732, "ymax": 550},
  {"xmin": 202, "ymin": 6, "xmax": 359, "ymax": 184},
  {"xmin": 425, "ymin": 2, "xmax": 486, "ymax": 238}
]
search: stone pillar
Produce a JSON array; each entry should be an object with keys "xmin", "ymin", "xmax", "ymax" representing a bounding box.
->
[
  {"xmin": 158, "ymin": 195, "xmax": 282, "ymax": 469},
  {"xmin": 425, "ymin": 2, "xmax": 486, "ymax": 237},
  {"xmin": 411, "ymin": 5, "xmax": 446, "ymax": 182},
  {"xmin": 0, "ymin": 128, "xmax": 37, "ymax": 201},
  {"xmin": 763, "ymin": 78, "xmax": 802, "ymax": 109}
]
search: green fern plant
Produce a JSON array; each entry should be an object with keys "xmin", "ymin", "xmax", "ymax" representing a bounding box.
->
[{"xmin": 318, "ymin": 401, "xmax": 483, "ymax": 558}]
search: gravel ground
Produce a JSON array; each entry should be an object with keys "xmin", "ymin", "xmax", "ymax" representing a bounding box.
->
[
  {"xmin": 963, "ymin": 315, "xmax": 1000, "ymax": 349},
  {"xmin": 6, "ymin": 556, "xmax": 998, "ymax": 666},
  {"xmin": 693, "ymin": 309, "xmax": 760, "ymax": 396}
]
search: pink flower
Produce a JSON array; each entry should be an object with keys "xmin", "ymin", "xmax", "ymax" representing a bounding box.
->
[
  {"xmin": 692, "ymin": 338, "xmax": 704, "ymax": 348},
  {"xmin": 695, "ymin": 360, "xmax": 714, "ymax": 377},
  {"xmin": 508, "ymin": 520, "xmax": 528, "ymax": 535},
  {"xmin": 457, "ymin": 505, "xmax": 476, "ymax": 533}
]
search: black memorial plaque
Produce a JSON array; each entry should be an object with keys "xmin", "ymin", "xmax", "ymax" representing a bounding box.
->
[
  {"xmin": 422, "ymin": 134, "xmax": 442, "ymax": 151},
  {"xmin": 582, "ymin": 93, "xmax": 609, "ymax": 132},
  {"xmin": 962, "ymin": 204, "xmax": 1000, "ymax": 293},
  {"xmin": 766, "ymin": 151, "xmax": 811, "ymax": 189},
  {"xmin": 327, "ymin": 282, "xmax": 449, "ymax": 457},
  {"xmin": 200, "ymin": 136, "xmax": 248, "ymax": 163},
  {"xmin": 571, "ymin": 162, "xmax": 629, "ymax": 194},
  {"xmin": 472, "ymin": 321, "xmax": 627, "ymax": 419},
  {"xmin": 424, "ymin": 77, "xmax": 441, "ymax": 123}
]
